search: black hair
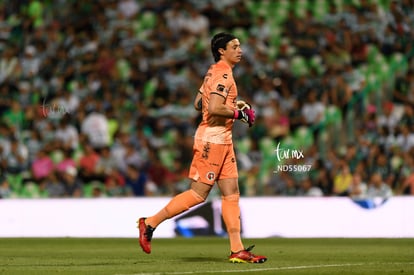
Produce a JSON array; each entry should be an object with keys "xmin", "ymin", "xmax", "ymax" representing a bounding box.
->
[{"xmin": 211, "ymin": 32, "xmax": 236, "ymax": 62}]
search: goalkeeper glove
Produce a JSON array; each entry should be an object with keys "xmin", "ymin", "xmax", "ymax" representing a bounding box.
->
[{"xmin": 234, "ymin": 100, "xmax": 255, "ymax": 127}]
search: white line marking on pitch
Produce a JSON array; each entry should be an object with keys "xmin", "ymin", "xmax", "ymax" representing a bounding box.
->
[{"xmin": 115, "ymin": 262, "xmax": 414, "ymax": 275}]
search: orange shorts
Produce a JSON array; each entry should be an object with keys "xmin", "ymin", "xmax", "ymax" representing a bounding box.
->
[{"xmin": 188, "ymin": 139, "xmax": 238, "ymax": 185}]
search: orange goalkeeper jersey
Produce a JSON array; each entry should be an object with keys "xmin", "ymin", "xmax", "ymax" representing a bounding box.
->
[{"xmin": 194, "ymin": 60, "xmax": 238, "ymax": 144}]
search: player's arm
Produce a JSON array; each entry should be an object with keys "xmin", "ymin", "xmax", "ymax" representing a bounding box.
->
[
  {"xmin": 208, "ymin": 93, "xmax": 234, "ymax": 117},
  {"xmin": 209, "ymin": 93, "xmax": 256, "ymax": 127},
  {"xmin": 194, "ymin": 91, "xmax": 203, "ymax": 111}
]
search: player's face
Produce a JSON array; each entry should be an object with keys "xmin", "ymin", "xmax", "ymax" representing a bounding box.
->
[{"xmin": 222, "ymin": 39, "xmax": 242, "ymax": 66}]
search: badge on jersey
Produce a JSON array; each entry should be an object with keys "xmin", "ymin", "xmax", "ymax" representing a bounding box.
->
[
  {"xmin": 216, "ymin": 83, "xmax": 228, "ymax": 97},
  {"xmin": 206, "ymin": 172, "xmax": 215, "ymax": 181},
  {"xmin": 216, "ymin": 84, "xmax": 225, "ymax": 92}
]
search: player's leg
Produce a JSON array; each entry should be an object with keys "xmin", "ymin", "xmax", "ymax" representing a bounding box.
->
[
  {"xmin": 217, "ymin": 178, "xmax": 244, "ymax": 253},
  {"xmin": 138, "ymin": 140, "xmax": 218, "ymax": 254},
  {"xmin": 146, "ymin": 181, "xmax": 211, "ymax": 228},
  {"xmin": 218, "ymin": 178, "xmax": 266, "ymax": 263},
  {"xmin": 138, "ymin": 181, "xmax": 210, "ymax": 254},
  {"xmin": 217, "ymin": 144, "xmax": 267, "ymax": 263}
]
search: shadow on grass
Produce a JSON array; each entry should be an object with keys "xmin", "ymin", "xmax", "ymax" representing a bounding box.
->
[{"xmin": 179, "ymin": 257, "xmax": 224, "ymax": 263}]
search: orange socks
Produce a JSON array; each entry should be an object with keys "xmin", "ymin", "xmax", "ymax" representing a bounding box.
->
[
  {"xmin": 222, "ymin": 193, "xmax": 244, "ymax": 253},
  {"xmin": 145, "ymin": 190, "xmax": 243, "ymax": 253},
  {"xmin": 145, "ymin": 189, "xmax": 205, "ymax": 228}
]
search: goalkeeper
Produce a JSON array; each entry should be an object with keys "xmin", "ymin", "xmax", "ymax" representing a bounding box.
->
[{"xmin": 138, "ymin": 32, "xmax": 266, "ymax": 263}]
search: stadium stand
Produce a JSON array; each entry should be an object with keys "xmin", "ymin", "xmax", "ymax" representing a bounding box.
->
[{"xmin": 0, "ymin": 0, "xmax": 413, "ymax": 198}]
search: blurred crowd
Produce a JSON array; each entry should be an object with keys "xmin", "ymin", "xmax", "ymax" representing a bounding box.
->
[{"xmin": 0, "ymin": 0, "xmax": 413, "ymax": 199}]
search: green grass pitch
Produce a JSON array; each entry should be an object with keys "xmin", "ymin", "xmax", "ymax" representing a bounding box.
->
[{"xmin": 0, "ymin": 238, "xmax": 413, "ymax": 275}]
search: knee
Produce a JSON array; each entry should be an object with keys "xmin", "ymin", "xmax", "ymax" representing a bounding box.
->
[
  {"xmin": 190, "ymin": 181, "xmax": 211, "ymax": 200},
  {"xmin": 189, "ymin": 189, "xmax": 206, "ymax": 203},
  {"xmin": 222, "ymin": 193, "xmax": 240, "ymax": 202}
]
